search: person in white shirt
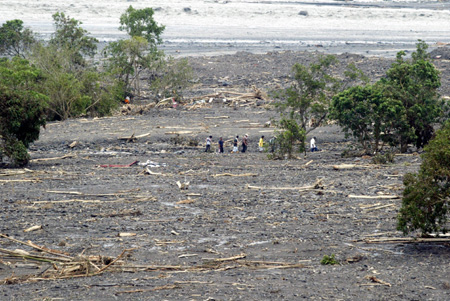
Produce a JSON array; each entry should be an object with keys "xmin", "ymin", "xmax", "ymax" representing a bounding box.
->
[
  {"xmin": 310, "ymin": 137, "xmax": 318, "ymax": 152},
  {"xmin": 205, "ymin": 136, "xmax": 212, "ymax": 152}
]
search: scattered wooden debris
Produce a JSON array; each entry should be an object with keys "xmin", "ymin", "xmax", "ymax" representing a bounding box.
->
[
  {"xmin": 363, "ymin": 275, "xmax": 391, "ymax": 287},
  {"xmin": 204, "ymin": 116, "xmax": 229, "ymax": 119},
  {"xmin": 118, "ymin": 233, "xmax": 137, "ymax": 237},
  {"xmin": 99, "ymin": 161, "xmax": 139, "ymax": 168},
  {"xmin": 363, "ymin": 237, "xmax": 450, "ymax": 244},
  {"xmin": 176, "ymin": 181, "xmax": 190, "ymax": 190},
  {"xmin": 23, "ymin": 225, "xmax": 42, "ymax": 233},
  {"xmin": 246, "ymin": 178, "xmax": 324, "ymax": 191},
  {"xmin": 332, "ymin": 164, "xmax": 357, "ymax": 170},
  {"xmin": 213, "ymin": 173, "xmax": 258, "ymax": 178},
  {"xmin": 349, "ymin": 194, "xmax": 399, "ymax": 199},
  {"xmin": 118, "ymin": 132, "xmax": 151, "ymax": 142},
  {"xmin": 30, "ymin": 154, "xmax": 75, "ymax": 163},
  {"xmin": 176, "ymin": 199, "xmax": 195, "ymax": 204}
]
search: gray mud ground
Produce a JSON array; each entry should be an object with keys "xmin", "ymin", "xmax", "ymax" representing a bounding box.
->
[{"xmin": 1, "ymin": 49, "xmax": 450, "ymax": 300}]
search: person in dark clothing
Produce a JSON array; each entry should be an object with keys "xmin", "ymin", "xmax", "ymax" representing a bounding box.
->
[
  {"xmin": 241, "ymin": 134, "xmax": 248, "ymax": 153},
  {"xmin": 218, "ymin": 137, "xmax": 224, "ymax": 153}
]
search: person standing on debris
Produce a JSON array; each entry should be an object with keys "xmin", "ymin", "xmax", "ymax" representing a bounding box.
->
[
  {"xmin": 232, "ymin": 135, "xmax": 239, "ymax": 153},
  {"xmin": 310, "ymin": 136, "xmax": 319, "ymax": 152},
  {"xmin": 258, "ymin": 135, "xmax": 265, "ymax": 152},
  {"xmin": 218, "ymin": 137, "xmax": 224, "ymax": 153},
  {"xmin": 124, "ymin": 96, "xmax": 130, "ymax": 104},
  {"xmin": 205, "ymin": 136, "xmax": 212, "ymax": 152},
  {"xmin": 242, "ymin": 134, "xmax": 249, "ymax": 153}
]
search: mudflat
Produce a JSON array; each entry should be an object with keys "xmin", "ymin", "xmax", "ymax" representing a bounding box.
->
[{"xmin": 1, "ymin": 48, "xmax": 450, "ymax": 300}]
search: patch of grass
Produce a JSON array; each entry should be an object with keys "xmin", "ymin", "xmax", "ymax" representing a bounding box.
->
[{"xmin": 320, "ymin": 254, "xmax": 339, "ymax": 265}]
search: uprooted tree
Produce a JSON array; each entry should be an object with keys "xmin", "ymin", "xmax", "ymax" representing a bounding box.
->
[
  {"xmin": 0, "ymin": 57, "xmax": 47, "ymax": 166},
  {"xmin": 397, "ymin": 121, "xmax": 450, "ymax": 236}
]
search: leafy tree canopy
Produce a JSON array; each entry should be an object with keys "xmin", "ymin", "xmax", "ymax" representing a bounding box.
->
[
  {"xmin": 0, "ymin": 57, "xmax": 47, "ymax": 166},
  {"xmin": 380, "ymin": 40, "xmax": 443, "ymax": 151},
  {"xmin": 119, "ymin": 5, "xmax": 165, "ymax": 47},
  {"xmin": 397, "ymin": 121, "xmax": 450, "ymax": 235},
  {"xmin": 49, "ymin": 12, "xmax": 98, "ymax": 64},
  {"xmin": 331, "ymin": 84, "xmax": 406, "ymax": 154},
  {"xmin": 0, "ymin": 19, "xmax": 36, "ymax": 58}
]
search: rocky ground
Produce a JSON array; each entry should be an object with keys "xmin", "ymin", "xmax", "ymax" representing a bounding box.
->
[{"xmin": 1, "ymin": 49, "xmax": 450, "ymax": 300}]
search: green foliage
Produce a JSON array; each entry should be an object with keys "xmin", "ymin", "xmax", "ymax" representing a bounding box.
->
[
  {"xmin": 0, "ymin": 57, "xmax": 47, "ymax": 166},
  {"xmin": 150, "ymin": 56, "xmax": 194, "ymax": 101},
  {"xmin": 331, "ymin": 41, "xmax": 446, "ymax": 154},
  {"xmin": 119, "ymin": 6, "xmax": 165, "ymax": 47},
  {"xmin": 275, "ymin": 55, "xmax": 339, "ymax": 132},
  {"xmin": 30, "ymin": 14, "xmax": 117, "ymax": 120},
  {"xmin": 0, "ymin": 19, "xmax": 36, "ymax": 58},
  {"xmin": 49, "ymin": 12, "xmax": 98, "ymax": 65},
  {"xmin": 397, "ymin": 122, "xmax": 450, "ymax": 235},
  {"xmin": 381, "ymin": 40, "xmax": 443, "ymax": 152},
  {"xmin": 331, "ymin": 84, "xmax": 406, "ymax": 154},
  {"xmin": 269, "ymin": 118, "xmax": 306, "ymax": 160},
  {"xmin": 320, "ymin": 254, "xmax": 339, "ymax": 265},
  {"xmin": 103, "ymin": 36, "xmax": 164, "ymax": 97},
  {"xmin": 103, "ymin": 7, "xmax": 192, "ymax": 101},
  {"xmin": 371, "ymin": 152, "xmax": 395, "ymax": 165}
]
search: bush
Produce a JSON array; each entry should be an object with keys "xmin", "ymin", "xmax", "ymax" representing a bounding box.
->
[
  {"xmin": 320, "ymin": 254, "xmax": 339, "ymax": 265},
  {"xmin": 371, "ymin": 152, "xmax": 395, "ymax": 165},
  {"xmin": 0, "ymin": 57, "xmax": 47, "ymax": 166},
  {"xmin": 269, "ymin": 118, "xmax": 306, "ymax": 160},
  {"xmin": 397, "ymin": 122, "xmax": 450, "ymax": 235}
]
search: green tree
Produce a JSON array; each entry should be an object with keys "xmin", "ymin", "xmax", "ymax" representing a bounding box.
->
[
  {"xmin": 49, "ymin": 12, "xmax": 98, "ymax": 65},
  {"xmin": 119, "ymin": 6, "xmax": 165, "ymax": 47},
  {"xmin": 275, "ymin": 55, "xmax": 339, "ymax": 133},
  {"xmin": 0, "ymin": 57, "xmax": 47, "ymax": 166},
  {"xmin": 397, "ymin": 122, "xmax": 450, "ymax": 235},
  {"xmin": 270, "ymin": 118, "xmax": 306, "ymax": 160},
  {"xmin": 380, "ymin": 40, "xmax": 443, "ymax": 152},
  {"xmin": 275, "ymin": 55, "xmax": 367, "ymax": 134},
  {"xmin": 331, "ymin": 84, "xmax": 406, "ymax": 154},
  {"xmin": 0, "ymin": 19, "xmax": 36, "ymax": 58},
  {"xmin": 103, "ymin": 6, "xmax": 192, "ymax": 102},
  {"xmin": 150, "ymin": 56, "xmax": 194, "ymax": 101},
  {"xmin": 32, "ymin": 44, "xmax": 117, "ymax": 120}
]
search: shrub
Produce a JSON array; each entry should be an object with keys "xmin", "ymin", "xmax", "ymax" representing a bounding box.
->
[
  {"xmin": 320, "ymin": 254, "xmax": 339, "ymax": 265},
  {"xmin": 269, "ymin": 118, "xmax": 305, "ymax": 160},
  {"xmin": 0, "ymin": 57, "xmax": 47, "ymax": 166},
  {"xmin": 397, "ymin": 122, "xmax": 450, "ymax": 235},
  {"xmin": 371, "ymin": 152, "xmax": 395, "ymax": 165}
]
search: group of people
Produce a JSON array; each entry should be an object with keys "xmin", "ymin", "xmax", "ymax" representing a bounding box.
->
[
  {"xmin": 205, "ymin": 135, "xmax": 320, "ymax": 153},
  {"xmin": 205, "ymin": 134, "xmax": 266, "ymax": 153}
]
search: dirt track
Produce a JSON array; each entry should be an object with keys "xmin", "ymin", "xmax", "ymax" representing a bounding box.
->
[{"xmin": 1, "ymin": 50, "xmax": 450, "ymax": 300}]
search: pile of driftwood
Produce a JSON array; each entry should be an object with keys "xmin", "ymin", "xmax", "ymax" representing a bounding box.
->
[
  {"xmin": 189, "ymin": 85, "xmax": 268, "ymax": 110},
  {"xmin": 119, "ymin": 86, "xmax": 269, "ymax": 115},
  {"xmin": 0, "ymin": 233, "xmax": 309, "ymax": 285},
  {"xmin": 0, "ymin": 233, "xmax": 131, "ymax": 284}
]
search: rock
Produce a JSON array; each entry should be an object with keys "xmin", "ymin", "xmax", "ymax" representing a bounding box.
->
[{"xmin": 298, "ymin": 10, "xmax": 308, "ymax": 16}]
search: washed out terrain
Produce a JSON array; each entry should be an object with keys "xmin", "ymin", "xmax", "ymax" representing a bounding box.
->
[{"xmin": 1, "ymin": 49, "xmax": 450, "ymax": 300}]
